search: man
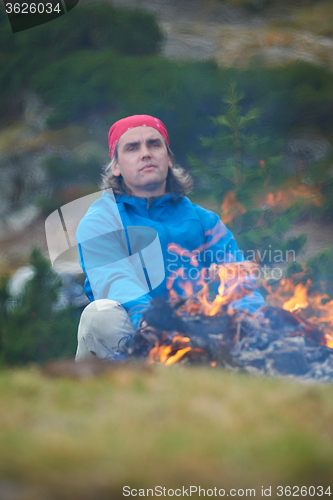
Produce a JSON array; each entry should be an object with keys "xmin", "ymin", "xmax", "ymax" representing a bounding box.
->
[{"xmin": 75, "ymin": 115, "xmax": 264, "ymax": 361}]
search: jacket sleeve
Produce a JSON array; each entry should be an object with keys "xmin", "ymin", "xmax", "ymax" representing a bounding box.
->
[
  {"xmin": 195, "ymin": 206, "xmax": 265, "ymax": 313},
  {"xmin": 76, "ymin": 198, "xmax": 152, "ymax": 329}
]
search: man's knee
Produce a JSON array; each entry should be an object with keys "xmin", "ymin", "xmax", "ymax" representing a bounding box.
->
[{"xmin": 75, "ymin": 299, "xmax": 136, "ymax": 361}]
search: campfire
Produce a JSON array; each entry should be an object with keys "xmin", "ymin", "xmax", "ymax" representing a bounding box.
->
[{"xmin": 122, "ymin": 257, "xmax": 333, "ymax": 382}]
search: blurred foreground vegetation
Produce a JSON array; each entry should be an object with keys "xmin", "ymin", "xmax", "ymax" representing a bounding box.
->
[{"xmin": 0, "ymin": 365, "xmax": 332, "ymax": 500}]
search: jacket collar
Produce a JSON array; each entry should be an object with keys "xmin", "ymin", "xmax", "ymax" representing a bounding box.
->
[{"xmin": 115, "ymin": 192, "xmax": 180, "ymax": 208}]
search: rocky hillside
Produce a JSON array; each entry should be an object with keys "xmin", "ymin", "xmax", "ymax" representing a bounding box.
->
[{"xmin": 112, "ymin": 0, "xmax": 333, "ymax": 67}]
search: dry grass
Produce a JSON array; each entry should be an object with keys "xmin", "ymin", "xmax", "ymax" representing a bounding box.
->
[{"xmin": 0, "ymin": 364, "xmax": 333, "ymax": 499}]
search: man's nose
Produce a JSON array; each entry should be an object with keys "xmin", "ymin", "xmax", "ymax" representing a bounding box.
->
[{"xmin": 141, "ymin": 144, "xmax": 151, "ymax": 158}]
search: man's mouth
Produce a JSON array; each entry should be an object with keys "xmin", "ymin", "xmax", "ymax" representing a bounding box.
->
[{"xmin": 140, "ymin": 164, "xmax": 157, "ymax": 172}]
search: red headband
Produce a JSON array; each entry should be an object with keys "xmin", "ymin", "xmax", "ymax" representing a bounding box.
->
[{"xmin": 108, "ymin": 114, "xmax": 169, "ymax": 160}]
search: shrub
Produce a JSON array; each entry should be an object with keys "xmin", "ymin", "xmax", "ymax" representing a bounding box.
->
[
  {"xmin": 306, "ymin": 249, "xmax": 333, "ymax": 297},
  {"xmin": 0, "ymin": 249, "xmax": 78, "ymax": 365},
  {"xmin": 0, "ymin": 1, "xmax": 163, "ymax": 120}
]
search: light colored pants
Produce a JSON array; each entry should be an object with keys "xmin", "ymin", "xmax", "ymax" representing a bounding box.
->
[{"xmin": 75, "ymin": 299, "xmax": 136, "ymax": 361}]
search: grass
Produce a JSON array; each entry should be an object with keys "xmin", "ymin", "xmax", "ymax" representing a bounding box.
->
[{"xmin": 0, "ymin": 364, "xmax": 333, "ymax": 500}]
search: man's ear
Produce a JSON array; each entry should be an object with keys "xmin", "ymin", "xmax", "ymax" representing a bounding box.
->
[{"xmin": 111, "ymin": 160, "xmax": 121, "ymax": 177}]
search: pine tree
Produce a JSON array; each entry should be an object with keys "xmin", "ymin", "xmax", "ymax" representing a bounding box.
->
[
  {"xmin": 188, "ymin": 84, "xmax": 305, "ymax": 265},
  {"xmin": 189, "ymin": 83, "xmax": 280, "ymax": 198}
]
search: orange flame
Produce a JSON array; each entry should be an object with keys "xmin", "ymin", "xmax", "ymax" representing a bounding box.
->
[
  {"xmin": 283, "ymin": 281, "xmax": 310, "ymax": 312},
  {"xmin": 260, "ymin": 184, "xmax": 323, "ymax": 211},
  {"xmin": 221, "ymin": 191, "xmax": 246, "ymax": 225},
  {"xmin": 264, "ymin": 274, "xmax": 333, "ymax": 349},
  {"xmin": 149, "ymin": 333, "xmax": 204, "ymax": 365},
  {"xmin": 149, "ymin": 258, "xmax": 260, "ymax": 366},
  {"xmin": 165, "ymin": 347, "xmax": 192, "ymax": 365}
]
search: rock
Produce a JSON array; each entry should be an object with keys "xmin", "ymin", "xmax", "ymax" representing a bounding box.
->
[{"xmin": 8, "ymin": 265, "xmax": 89, "ymax": 310}]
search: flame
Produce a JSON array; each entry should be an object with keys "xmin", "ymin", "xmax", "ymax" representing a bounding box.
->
[
  {"xmin": 173, "ymin": 335, "xmax": 190, "ymax": 343},
  {"xmin": 173, "ymin": 260, "xmax": 259, "ymax": 319},
  {"xmin": 149, "ymin": 333, "xmax": 204, "ymax": 365},
  {"xmin": 152, "ymin": 236, "xmax": 333, "ymax": 366},
  {"xmin": 221, "ymin": 191, "xmax": 246, "ymax": 224},
  {"xmin": 264, "ymin": 274, "xmax": 333, "ymax": 349},
  {"xmin": 149, "ymin": 258, "xmax": 259, "ymax": 366},
  {"xmin": 165, "ymin": 347, "xmax": 192, "ymax": 365},
  {"xmin": 283, "ymin": 281, "xmax": 310, "ymax": 312},
  {"xmin": 259, "ymin": 184, "xmax": 323, "ymax": 211},
  {"xmin": 206, "ymin": 261, "xmax": 258, "ymax": 315}
]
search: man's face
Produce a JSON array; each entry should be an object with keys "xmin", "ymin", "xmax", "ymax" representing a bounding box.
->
[{"xmin": 111, "ymin": 126, "xmax": 172, "ymax": 197}]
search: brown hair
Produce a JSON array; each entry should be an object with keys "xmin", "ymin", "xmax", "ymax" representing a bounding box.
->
[{"xmin": 101, "ymin": 145, "xmax": 193, "ymax": 196}]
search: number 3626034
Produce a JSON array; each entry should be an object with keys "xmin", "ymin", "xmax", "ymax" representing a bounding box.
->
[{"xmin": 5, "ymin": 2, "xmax": 62, "ymax": 14}]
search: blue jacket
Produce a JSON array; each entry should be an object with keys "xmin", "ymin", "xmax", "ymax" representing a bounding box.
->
[{"xmin": 76, "ymin": 190, "xmax": 264, "ymax": 327}]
